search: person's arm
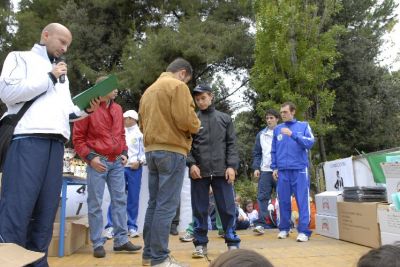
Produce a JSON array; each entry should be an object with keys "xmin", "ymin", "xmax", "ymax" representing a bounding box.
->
[
  {"xmin": 0, "ymin": 51, "xmax": 53, "ymax": 105},
  {"xmin": 171, "ymin": 83, "xmax": 200, "ymax": 134},
  {"xmin": 290, "ymin": 122, "xmax": 315, "ymax": 149},
  {"xmin": 252, "ymin": 131, "xmax": 262, "ymax": 171},
  {"xmin": 225, "ymin": 116, "xmax": 239, "ymax": 170},
  {"xmin": 72, "ymin": 118, "xmax": 93, "ymax": 161}
]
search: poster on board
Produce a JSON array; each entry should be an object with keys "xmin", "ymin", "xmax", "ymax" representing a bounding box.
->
[{"xmin": 323, "ymin": 157, "xmax": 355, "ymax": 191}]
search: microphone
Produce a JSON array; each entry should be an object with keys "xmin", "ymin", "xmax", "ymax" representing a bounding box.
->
[{"xmin": 54, "ymin": 56, "xmax": 66, "ymax": 83}]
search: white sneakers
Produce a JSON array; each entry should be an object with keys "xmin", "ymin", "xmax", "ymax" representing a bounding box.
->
[
  {"xmin": 296, "ymin": 233, "xmax": 309, "ymax": 242},
  {"xmin": 152, "ymin": 256, "xmax": 189, "ymax": 267},
  {"xmin": 253, "ymin": 225, "xmax": 265, "ymax": 235},
  {"xmin": 277, "ymin": 230, "xmax": 289, "ymax": 239},
  {"xmin": 104, "ymin": 227, "xmax": 114, "ymax": 239},
  {"xmin": 277, "ymin": 230, "xmax": 309, "ymax": 242},
  {"xmin": 129, "ymin": 228, "xmax": 140, "ymax": 238},
  {"xmin": 179, "ymin": 232, "xmax": 194, "ymax": 242}
]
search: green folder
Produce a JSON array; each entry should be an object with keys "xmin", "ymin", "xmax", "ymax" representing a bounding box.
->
[{"xmin": 72, "ymin": 74, "xmax": 118, "ymax": 109}]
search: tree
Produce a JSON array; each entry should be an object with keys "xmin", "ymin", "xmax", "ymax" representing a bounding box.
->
[
  {"xmin": 326, "ymin": 0, "xmax": 399, "ymax": 157},
  {"xmin": 251, "ymin": 0, "xmax": 344, "ymax": 162}
]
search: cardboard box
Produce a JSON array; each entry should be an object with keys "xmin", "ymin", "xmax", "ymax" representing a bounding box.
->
[
  {"xmin": 381, "ymin": 231, "xmax": 400, "ymax": 245},
  {"xmin": 48, "ymin": 216, "xmax": 89, "ymax": 257},
  {"xmin": 316, "ymin": 214, "xmax": 339, "ymax": 239},
  {"xmin": 337, "ymin": 202, "xmax": 380, "ymax": 248},
  {"xmin": 0, "ymin": 243, "xmax": 44, "ymax": 267},
  {"xmin": 377, "ymin": 204, "xmax": 400, "ymax": 234},
  {"xmin": 315, "ymin": 191, "xmax": 343, "ymax": 216}
]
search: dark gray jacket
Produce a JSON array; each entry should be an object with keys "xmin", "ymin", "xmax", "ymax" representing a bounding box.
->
[{"xmin": 187, "ymin": 106, "xmax": 239, "ymax": 177}]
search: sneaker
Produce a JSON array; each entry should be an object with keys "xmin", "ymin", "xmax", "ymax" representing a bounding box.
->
[
  {"xmin": 253, "ymin": 225, "xmax": 265, "ymax": 235},
  {"xmin": 228, "ymin": 245, "xmax": 238, "ymax": 251},
  {"xmin": 142, "ymin": 258, "xmax": 151, "ymax": 266},
  {"xmin": 179, "ymin": 232, "xmax": 194, "ymax": 242},
  {"xmin": 192, "ymin": 245, "xmax": 207, "ymax": 258},
  {"xmin": 129, "ymin": 229, "xmax": 140, "ymax": 238},
  {"xmin": 93, "ymin": 245, "xmax": 106, "ymax": 258},
  {"xmin": 153, "ymin": 255, "xmax": 189, "ymax": 267},
  {"xmin": 104, "ymin": 227, "xmax": 114, "ymax": 239},
  {"xmin": 277, "ymin": 230, "xmax": 289, "ymax": 239},
  {"xmin": 113, "ymin": 241, "xmax": 142, "ymax": 252},
  {"xmin": 170, "ymin": 224, "xmax": 179, "ymax": 236},
  {"xmin": 296, "ymin": 233, "xmax": 309, "ymax": 242}
]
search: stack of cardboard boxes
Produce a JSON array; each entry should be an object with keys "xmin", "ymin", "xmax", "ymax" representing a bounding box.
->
[{"xmin": 315, "ymin": 191, "xmax": 342, "ymax": 239}]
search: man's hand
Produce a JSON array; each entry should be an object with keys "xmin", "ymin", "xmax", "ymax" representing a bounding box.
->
[
  {"xmin": 130, "ymin": 161, "xmax": 140, "ymax": 170},
  {"xmin": 121, "ymin": 155, "xmax": 128, "ymax": 165},
  {"xmin": 272, "ymin": 170, "xmax": 279, "ymax": 181},
  {"xmin": 52, "ymin": 61, "xmax": 67, "ymax": 79},
  {"xmin": 281, "ymin": 127, "xmax": 292, "ymax": 136},
  {"xmin": 254, "ymin": 170, "xmax": 260, "ymax": 181},
  {"xmin": 225, "ymin": 167, "xmax": 236, "ymax": 184},
  {"xmin": 90, "ymin": 156, "xmax": 106, "ymax": 173},
  {"xmin": 86, "ymin": 97, "xmax": 101, "ymax": 113},
  {"xmin": 190, "ymin": 165, "xmax": 202, "ymax": 179}
]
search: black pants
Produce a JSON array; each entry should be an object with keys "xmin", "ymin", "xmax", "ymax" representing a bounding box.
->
[{"xmin": 191, "ymin": 176, "xmax": 240, "ymax": 247}]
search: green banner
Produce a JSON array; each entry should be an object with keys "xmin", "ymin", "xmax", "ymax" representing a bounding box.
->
[{"xmin": 366, "ymin": 151, "xmax": 400, "ymax": 183}]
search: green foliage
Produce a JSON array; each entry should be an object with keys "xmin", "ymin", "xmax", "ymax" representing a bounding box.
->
[
  {"xmin": 326, "ymin": 0, "xmax": 400, "ymax": 157},
  {"xmin": 234, "ymin": 178, "xmax": 258, "ymax": 204},
  {"xmin": 251, "ymin": 0, "xmax": 343, "ymax": 138}
]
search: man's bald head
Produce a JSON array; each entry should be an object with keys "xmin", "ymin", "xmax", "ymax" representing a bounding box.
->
[{"xmin": 40, "ymin": 23, "xmax": 72, "ymax": 58}]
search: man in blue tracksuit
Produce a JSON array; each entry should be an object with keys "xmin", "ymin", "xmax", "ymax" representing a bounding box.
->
[{"xmin": 271, "ymin": 102, "xmax": 315, "ymax": 242}]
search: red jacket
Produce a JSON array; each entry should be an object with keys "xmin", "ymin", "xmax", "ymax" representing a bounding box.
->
[{"xmin": 73, "ymin": 101, "xmax": 128, "ymax": 162}]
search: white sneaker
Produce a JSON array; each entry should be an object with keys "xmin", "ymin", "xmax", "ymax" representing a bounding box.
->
[
  {"xmin": 228, "ymin": 245, "xmax": 238, "ymax": 250},
  {"xmin": 192, "ymin": 245, "xmax": 207, "ymax": 258},
  {"xmin": 129, "ymin": 229, "xmax": 139, "ymax": 238},
  {"xmin": 253, "ymin": 225, "xmax": 265, "ymax": 235},
  {"xmin": 153, "ymin": 255, "xmax": 189, "ymax": 267},
  {"xmin": 296, "ymin": 233, "xmax": 309, "ymax": 242},
  {"xmin": 277, "ymin": 230, "xmax": 289, "ymax": 239},
  {"xmin": 104, "ymin": 227, "xmax": 114, "ymax": 239},
  {"xmin": 179, "ymin": 232, "xmax": 194, "ymax": 242}
]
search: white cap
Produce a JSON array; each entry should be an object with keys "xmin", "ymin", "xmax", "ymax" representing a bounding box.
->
[{"xmin": 123, "ymin": 110, "xmax": 138, "ymax": 121}]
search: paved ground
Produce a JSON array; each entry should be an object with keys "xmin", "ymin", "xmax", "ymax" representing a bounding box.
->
[{"xmin": 48, "ymin": 229, "xmax": 371, "ymax": 267}]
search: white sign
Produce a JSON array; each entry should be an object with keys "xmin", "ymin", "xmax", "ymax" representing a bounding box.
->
[
  {"xmin": 381, "ymin": 162, "xmax": 400, "ymax": 203},
  {"xmin": 323, "ymin": 157, "xmax": 355, "ymax": 191}
]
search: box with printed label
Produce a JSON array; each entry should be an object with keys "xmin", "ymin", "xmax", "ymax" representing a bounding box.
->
[
  {"xmin": 377, "ymin": 204, "xmax": 400, "ymax": 234},
  {"xmin": 338, "ymin": 202, "xmax": 380, "ymax": 248},
  {"xmin": 315, "ymin": 191, "xmax": 343, "ymax": 217},
  {"xmin": 316, "ymin": 214, "xmax": 339, "ymax": 239}
]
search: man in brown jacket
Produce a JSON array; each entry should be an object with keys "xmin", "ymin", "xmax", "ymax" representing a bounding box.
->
[{"xmin": 139, "ymin": 58, "xmax": 200, "ymax": 267}]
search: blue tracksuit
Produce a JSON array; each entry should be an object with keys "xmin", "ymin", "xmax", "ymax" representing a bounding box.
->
[{"xmin": 271, "ymin": 119, "xmax": 315, "ymax": 236}]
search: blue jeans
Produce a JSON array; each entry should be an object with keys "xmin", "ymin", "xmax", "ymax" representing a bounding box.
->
[
  {"xmin": 106, "ymin": 166, "xmax": 142, "ymax": 231},
  {"xmin": 256, "ymin": 171, "xmax": 276, "ymax": 228},
  {"xmin": 142, "ymin": 151, "xmax": 186, "ymax": 265},
  {"xmin": 86, "ymin": 158, "xmax": 128, "ymax": 249}
]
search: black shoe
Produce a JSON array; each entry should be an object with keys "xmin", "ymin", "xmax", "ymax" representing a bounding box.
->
[
  {"xmin": 170, "ymin": 224, "xmax": 179, "ymax": 235},
  {"xmin": 93, "ymin": 246, "xmax": 106, "ymax": 258},
  {"xmin": 114, "ymin": 241, "xmax": 142, "ymax": 252}
]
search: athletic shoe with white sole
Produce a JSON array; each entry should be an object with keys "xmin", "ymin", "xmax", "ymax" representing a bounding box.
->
[
  {"xmin": 296, "ymin": 233, "xmax": 309, "ymax": 242},
  {"xmin": 253, "ymin": 225, "xmax": 265, "ymax": 235},
  {"xmin": 192, "ymin": 245, "xmax": 207, "ymax": 258},
  {"xmin": 179, "ymin": 232, "xmax": 194, "ymax": 242},
  {"xmin": 277, "ymin": 230, "xmax": 289, "ymax": 239},
  {"xmin": 129, "ymin": 229, "xmax": 140, "ymax": 238},
  {"xmin": 104, "ymin": 227, "xmax": 114, "ymax": 239}
]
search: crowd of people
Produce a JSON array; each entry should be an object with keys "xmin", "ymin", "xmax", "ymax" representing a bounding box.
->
[{"xmin": 0, "ymin": 22, "xmax": 396, "ymax": 267}]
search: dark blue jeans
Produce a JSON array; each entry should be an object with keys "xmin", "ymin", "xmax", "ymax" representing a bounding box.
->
[
  {"xmin": 256, "ymin": 171, "xmax": 276, "ymax": 228},
  {"xmin": 191, "ymin": 176, "xmax": 240, "ymax": 248},
  {"xmin": 0, "ymin": 137, "xmax": 64, "ymax": 267},
  {"xmin": 142, "ymin": 151, "xmax": 186, "ymax": 265}
]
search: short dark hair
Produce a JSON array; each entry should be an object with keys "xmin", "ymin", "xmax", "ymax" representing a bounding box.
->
[
  {"xmin": 209, "ymin": 249, "xmax": 274, "ymax": 267},
  {"xmin": 265, "ymin": 109, "xmax": 279, "ymax": 119},
  {"xmin": 166, "ymin": 58, "xmax": 193, "ymax": 76},
  {"xmin": 281, "ymin": 101, "xmax": 296, "ymax": 112},
  {"xmin": 357, "ymin": 244, "xmax": 400, "ymax": 267}
]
